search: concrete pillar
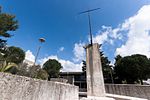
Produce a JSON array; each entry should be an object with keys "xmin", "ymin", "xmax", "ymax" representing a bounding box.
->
[{"xmin": 85, "ymin": 43, "xmax": 105, "ymax": 97}]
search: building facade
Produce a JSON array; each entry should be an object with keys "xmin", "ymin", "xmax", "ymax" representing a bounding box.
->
[{"xmin": 60, "ymin": 72, "xmax": 87, "ymax": 92}]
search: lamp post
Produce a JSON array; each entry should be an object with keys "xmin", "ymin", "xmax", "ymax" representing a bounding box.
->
[
  {"xmin": 110, "ymin": 67, "xmax": 114, "ymax": 84},
  {"xmin": 33, "ymin": 38, "xmax": 45, "ymax": 66}
]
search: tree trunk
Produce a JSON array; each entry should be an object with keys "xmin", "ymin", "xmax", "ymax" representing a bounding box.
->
[{"xmin": 140, "ymin": 79, "xmax": 143, "ymax": 85}]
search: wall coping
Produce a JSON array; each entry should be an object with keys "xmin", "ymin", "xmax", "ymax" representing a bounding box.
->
[
  {"xmin": 0, "ymin": 72, "xmax": 78, "ymax": 87},
  {"xmin": 105, "ymin": 84, "xmax": 150, "ymax": 87}
]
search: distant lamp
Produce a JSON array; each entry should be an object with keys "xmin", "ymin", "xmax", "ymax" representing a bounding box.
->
[
  {"xmin": 39, "ymin": 38, "xmax": 45, "ymax": 43},
  {"xmin": 33, "ymin": 38, "xmax": 46, "ymax": 66}
]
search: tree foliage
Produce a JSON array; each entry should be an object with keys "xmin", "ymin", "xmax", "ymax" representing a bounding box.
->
[
  {"xmin": 0, "ymin": 6, "xmax": 23, "ymax": 74},
  {"xmin": 100, "ymin": 51, "xmax": 113, "ymax": 83},
  {"xmin": 43, "ymin": 59, "xmax": 62, "ymax": 80},
  {"xmin": 0, "ymin": 6, "xmax": 18, "ymax": 57},
  {"xmin": 0, "ymin": 46, "xmax": 25, "ymax": 74},
  {"xmin": 0, "ymin": 6, "xmax": 18, "ymax": 39},
  {"xmin": 82, "ymin": 60, "xmax": 86, "ymax": 73},
  {"xmin": 0, "ymin": 61, "xmax": 17, "ymax": 72},
  {"xmin": 0, "ymin": 6, "xmax": 20, "ymax": 63},
  {"xmin": 36, "ymin": 69, "xmax": 49, "ymax": 80},
  {"xmin": 16, "ymin": 63, "xmax": 49, "ymax": 80},
  {"xmin": 81, "ymin": 50, "xmax": 113, "ymax": 83},
  {"xmin": 3, "ymin": 46, "xmax": 25, "ymax": 64},
  {"xmin": 114, "ymin": 54, "xmax": 150, "ymax": 84}
]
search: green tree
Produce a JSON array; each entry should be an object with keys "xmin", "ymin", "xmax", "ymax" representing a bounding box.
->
[
  {"xmin": 113, "ymin": 55, "xmax": 122, "ymax": 83},
  {"xmin": 19, "ymin": 64, "xmax": 40, "ymax": 78},
  {"xmin": 4, "ymin": 46, "xmax": 25, "ymax": 64},
  {"xmin": 36, "ymin": 69, "xmax": 49, "ymax": 80},
  {"xmin": 0, "ymin": 61, "xmax": 17, "ymax": 72},
  {"xmin": 82, "ymin": 60, "xmax": 86, "ymax": 74},
  {"xmin": 114, "ymin": 54, "xmax": 150, "ymax": 84},
  {"xmin": 0, "ymin": 6, "xmax": 19, "ymax": 64},
  {"xmin": 43, "ymin": 59, "xmax": 62, "ymax": 80},
  {"xmin": 16, "ymin": 62, "xmax": 30, "ymax": 76},
  {"xmin": 81, "ymin": 51, "xmax": 113, "ymax": 83},
  {"xmin": 0, "ymin": 46, "xmax": 24, "ymax": 74},
  {"xmin": 0, "ymin": 6, "xmax": 18, "ymax": 38},
  {"xmin": 16, "ymin": 63, "xmax": 48, "ymax": 80},
  {"xmin": 100, "ymin": 51, "xmax": 113, "ymax": 83}
]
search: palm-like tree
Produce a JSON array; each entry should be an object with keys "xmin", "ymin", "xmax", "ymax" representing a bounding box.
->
[{"xmin": 0, "ymin": 61, "xmax": 17, "ymax": 72}]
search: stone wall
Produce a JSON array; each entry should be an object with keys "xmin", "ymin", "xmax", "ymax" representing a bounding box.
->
[
  {"xmin": 105, "ymin": 84, "xmax": 150, "ymax": 100},
  {"xmin": 50, "ymin": 78, "xmax": 68, "ymax": 83},
  {"xmin": 0, "ymin": 72, "xmax": 79, "ymax": 100}
]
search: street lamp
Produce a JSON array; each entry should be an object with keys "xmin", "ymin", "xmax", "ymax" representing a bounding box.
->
[
  {"xmin": 109, "ymin": 67, "xmax": 114, "ymax": 84},
  {"xmin": 33, "ymin": 38, "xmax": 45, "ymax": 66}
]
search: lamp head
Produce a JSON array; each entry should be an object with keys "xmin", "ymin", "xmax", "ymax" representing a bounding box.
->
[{"xmin": 39, "ymin": 38, "xmax": 45, "ymax": 43}]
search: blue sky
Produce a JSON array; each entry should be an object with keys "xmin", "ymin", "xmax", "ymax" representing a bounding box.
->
[{"xmin": 1, "ymin": 0, "xmax": 150, "ymax": 71}]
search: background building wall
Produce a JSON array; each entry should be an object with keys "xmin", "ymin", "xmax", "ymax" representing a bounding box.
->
[
  {"xmin": 0, "ymin": 72, "xmax": 79, "ymax": 100},
  {"xmin": 105, "ymin": 84, "xmax": 150, "ymax": 100}
]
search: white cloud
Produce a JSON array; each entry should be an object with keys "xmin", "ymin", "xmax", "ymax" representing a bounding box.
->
[
  {"xmin": 38, "ymin": 55, "xmax": 58, "ymax": 65},
  {"xmin": 71, "ymin": 26, "xmax": 121, "ymax": 65},
  {"xmin": 115, "ymin": 5, "xmax": 150, "ymax": 57},
  {"xmin": 59, "ymin": 59, "xmax": 82, "ymax": 72},
  {"xmin": 25, "ymin": 50, "xmax": 35, "ymax": 62},
  {"xmin": 41, "ymin": 42, "xmax": 85, "ymax": 72},
  {"xmin": 92, "ymin": 26, "xmax": 122, "ymax": 45},
  {"xmin": 93, "ymin": 30, "xmax": 109, "ymax": 44},
  {"xmin": 92, "ymin": 5, "xmax": 150, "ymax": 58},
  {"xmin": 24, "ymin": 48, "xmax": 83, "ymax": 72},
  {"xmin": 58, "ymin": 47, "xmax": 64, "ymax": 52},
  {"xmin": 73, "ymin": 42, "xmax": 85, "ymax": 62},
  {"xmin": 39, "ymin": 55, "xmax": 82, "ymax": 72}
]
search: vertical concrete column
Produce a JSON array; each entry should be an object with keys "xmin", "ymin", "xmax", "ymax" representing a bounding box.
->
[{"xmin": 85, "ymin": 43, "xmax": 106, "ymax": 97}]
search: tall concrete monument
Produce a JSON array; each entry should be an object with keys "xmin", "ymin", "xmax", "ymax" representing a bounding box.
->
[
  {"xmin": 81, "ymin": 43, "xmax": 114, "ymax": 100},
  {"xmin": 85, "ymin": 43, "xmax": 105, "ymax": 97},
  {"xmin": 79, "ymin": 8, "xmax": 114, "ymax": 100}
]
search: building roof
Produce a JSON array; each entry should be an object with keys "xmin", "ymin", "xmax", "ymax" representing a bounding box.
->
[{"xmin": 60, "ymin": 72, "xmax": 83, "ymax": 75}]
